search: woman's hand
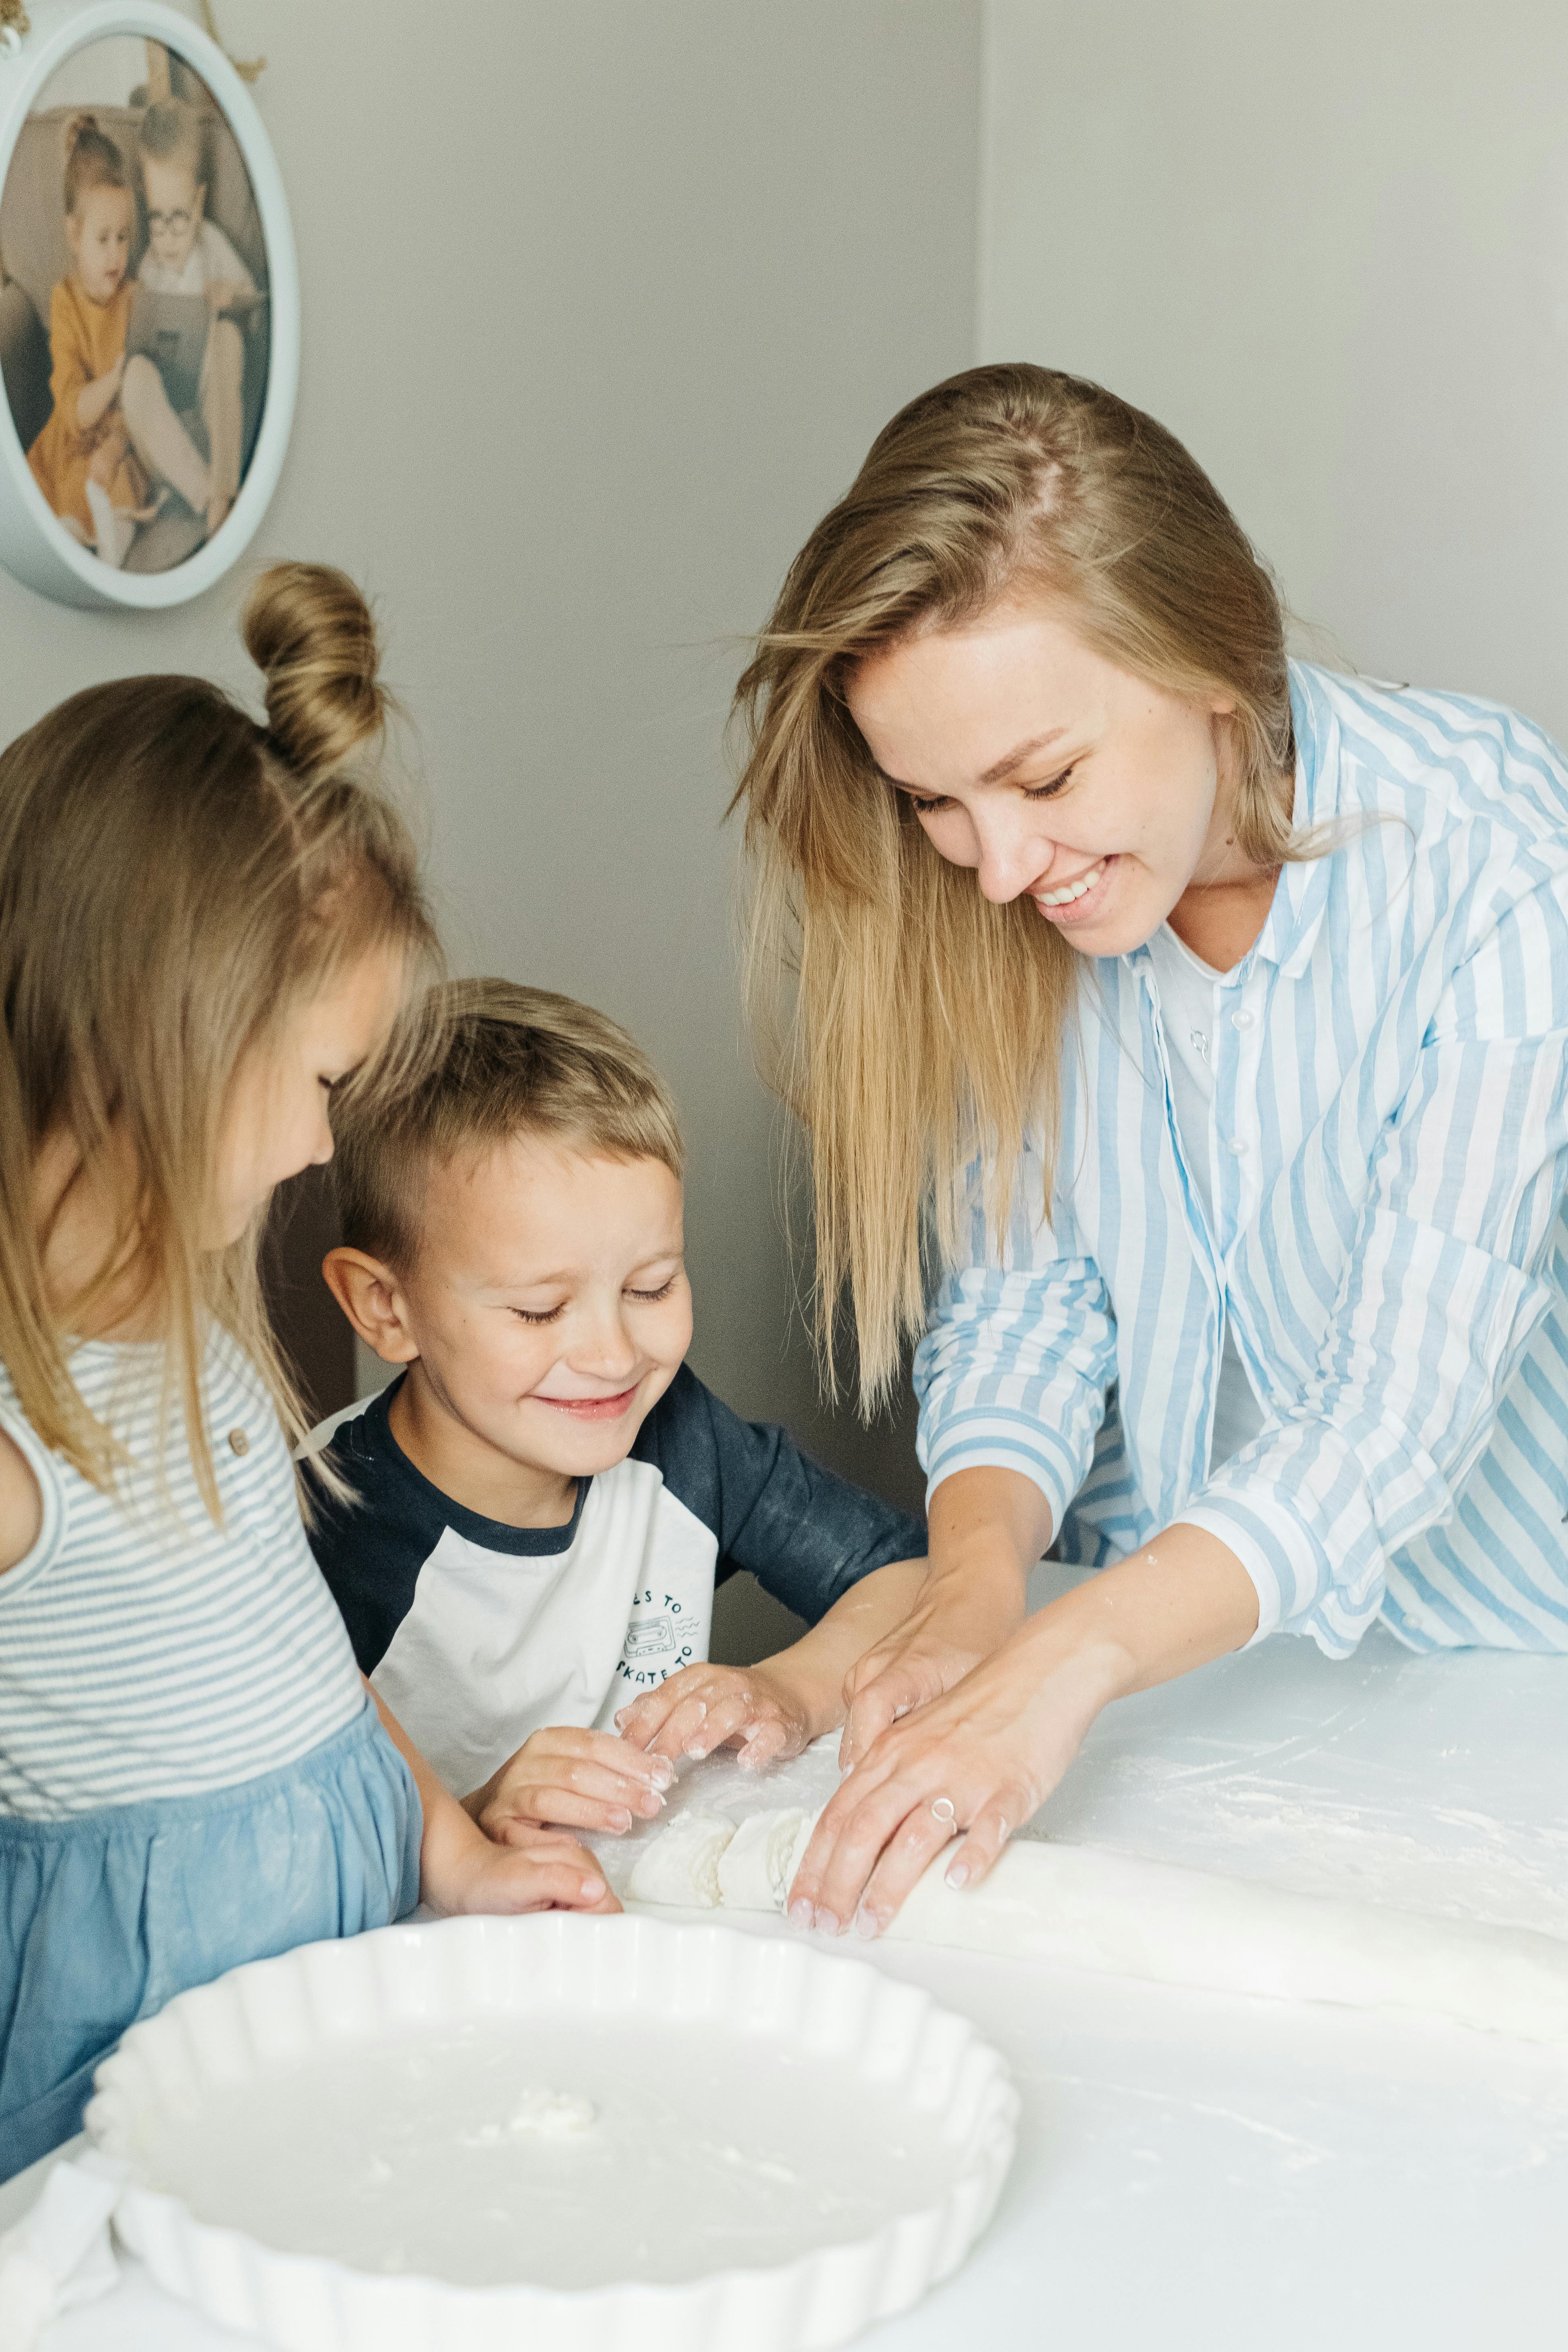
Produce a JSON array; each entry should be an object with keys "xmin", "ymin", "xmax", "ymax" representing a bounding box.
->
[
  {"xmin": 793, "ymin": 1618, "xmax": 1119, "ymax": 1936},
  {"xmin": 466, "ymin": 1725, "xmax": 673, "ymax": 1842},
  {"xmin": 616, "ymin": 1659, "xmax": 816, "ymax": 1772},
  {"xmin": 839, "ymin": 1570, "xmax": 1027, "ymax": 1767},
  {"xmin": 839, "ymin": 1468, "xmax": 1049, "ymax": 1765},
  {"xmin": 791, "ymin": 1524, "xmax": 1261, "ymax": 1937},
  {"xmin": 435, "ymin": 1823, "xmax": 621, "ymax": 1918}
]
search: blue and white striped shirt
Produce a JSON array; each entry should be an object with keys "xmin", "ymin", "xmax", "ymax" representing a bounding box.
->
[
  {"xmin": 0, "ymin": 1327, "xmax": 365, "ymax": 1816},
  {"xmin": 914, "ymin": 663, "xmax": 1568, "ymax": 1656}
]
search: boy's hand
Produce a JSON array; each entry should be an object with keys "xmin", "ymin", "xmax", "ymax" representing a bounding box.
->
[
  {"xmin": 435, "ymin": 1823, "xmax": 620, "ymax": 1917},
  {"xmin": 468, "ymin": 1725, "xmax": 674, "ymax": 1842},
  {"xmin": 205, "ymin": 276, "xmax": 243, "ymax": 312},
  {"xmin": 615, "ymin": 1661, "xmax": 816, "ymax": 1772}
]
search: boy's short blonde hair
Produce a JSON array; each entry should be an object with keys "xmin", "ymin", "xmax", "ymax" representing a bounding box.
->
[{"xmin": 331, "ymin": 979, "xmax": 684, "ymax": 1270}]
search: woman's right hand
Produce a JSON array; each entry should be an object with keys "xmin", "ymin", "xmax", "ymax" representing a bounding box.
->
[{"xmin": 838, "ymin": 1467, "xmax": 1051, "ymax": 1765}]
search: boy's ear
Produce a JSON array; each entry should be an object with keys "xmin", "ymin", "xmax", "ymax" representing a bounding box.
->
[{"xmin": 321, "ymin": 1247, "xmax": 420, "ymax": 1365}]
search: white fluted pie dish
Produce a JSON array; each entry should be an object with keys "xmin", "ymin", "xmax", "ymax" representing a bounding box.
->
[{"xmin": 82, "ymin": 1911, "xmax": 1019, "ymax": 2352}]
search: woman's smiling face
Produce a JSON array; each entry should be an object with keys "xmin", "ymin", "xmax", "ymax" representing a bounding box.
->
[{"xmin": 846, "ymin": 598, "xmax": 1247, "ymax": 958}]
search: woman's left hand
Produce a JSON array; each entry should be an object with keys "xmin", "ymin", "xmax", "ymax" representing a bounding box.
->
[
  {"xmin": 787, "ymin": 1614, "xmax": 1121, "ymax": 1937},
  {"xmin": 789, "ymin": 1523, "xmax": 1261, "ymax": 1938}
]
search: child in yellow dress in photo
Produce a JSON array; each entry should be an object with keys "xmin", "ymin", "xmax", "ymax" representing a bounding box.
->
[{"xmin": 26, "ymin": 115, "xmax": 157, "ymax": 569}]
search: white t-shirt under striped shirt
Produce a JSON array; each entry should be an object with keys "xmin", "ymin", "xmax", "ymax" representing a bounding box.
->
[{"xmin": 0, "ymin": 1327, "xmax": 365, "ymax": 1818}]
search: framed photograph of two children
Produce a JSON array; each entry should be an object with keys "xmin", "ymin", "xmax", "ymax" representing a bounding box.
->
[{"xmin": 0, "ymin": 0, "xmax": 297, "ymax": 608}]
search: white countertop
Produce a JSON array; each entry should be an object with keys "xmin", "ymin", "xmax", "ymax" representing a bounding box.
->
[{"xmin": 8, "ymin": 1597, "xmax": 1567, "ymax": 2350}]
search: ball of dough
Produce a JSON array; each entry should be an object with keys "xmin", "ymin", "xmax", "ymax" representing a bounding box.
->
[{"xmin": 626, "ymin": 1810, "xmax": 738, "ymax": 1908}]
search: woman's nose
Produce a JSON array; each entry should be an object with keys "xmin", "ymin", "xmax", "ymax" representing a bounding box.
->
[{"xmin": 973, "ymin": 812, "xmax": 1051, "ymax": 905}]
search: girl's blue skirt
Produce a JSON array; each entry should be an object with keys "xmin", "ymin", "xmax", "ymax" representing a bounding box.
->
[{"xmin": 0, "ymin": 1696, "xmax": 420, "ymax": 2180}]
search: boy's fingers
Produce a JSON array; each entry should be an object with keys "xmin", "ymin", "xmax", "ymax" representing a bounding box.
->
[
  {"xmin": 613, "ymin": 1688, "xmax": 685, "ymax": 1748},
  {"xmin": 574, "ymin": 1730, "xmax": 674, "ymax": 1791},
  {"xmin": 643, "ymin": 1693, "xmax": 713, "ymax": 1762},
  {"xmin": 678, "ymin": 1686, "xmax": 758, "ymax": 1760},
  {"xmin": 737, "ymin": 1716, "xmax": 793, "ymax": 1770},
  {"xmin": 488, "ymin": 1793, "xmax": 634, "ymax": 1839}
]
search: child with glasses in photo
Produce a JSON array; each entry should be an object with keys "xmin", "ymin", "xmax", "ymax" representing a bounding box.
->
[
  {"xmin": 122, "ymin": 97, "xmax": 254, "ymax": 543},
  {"xmin": 26, "ymin": 115, "xmax": 159, "ymax": 567},
  {"xmin": 305, "ymin": 982, "xmax": 933, "ymax": 1847}
]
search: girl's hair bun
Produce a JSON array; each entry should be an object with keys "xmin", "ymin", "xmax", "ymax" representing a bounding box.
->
[{"xmin": 241, "ymin": 562, "xmax": 389, "ymax": 781}]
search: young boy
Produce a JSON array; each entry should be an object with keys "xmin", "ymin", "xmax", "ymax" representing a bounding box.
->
[
  {"xmin": 306, "ymin": 979, "xmax": 929, "ymax": 1847},
  {"xmin": 121, "ymin": 99, "xmax": 253, "ymax": 541}
]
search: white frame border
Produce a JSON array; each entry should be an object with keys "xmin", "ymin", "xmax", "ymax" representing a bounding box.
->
[{"xmin": 0, "ymin": 0, "xmax": 297, "ymax": 609}]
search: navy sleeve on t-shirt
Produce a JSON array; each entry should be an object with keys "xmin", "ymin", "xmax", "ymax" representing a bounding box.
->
[{"xmin": 630, "ymin": 1363, "xmax": 927, "ymax": 1618}]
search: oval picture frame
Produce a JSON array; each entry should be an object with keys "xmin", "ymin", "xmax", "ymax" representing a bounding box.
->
[{"xmin": 0, "ymin": 0, "xmax": 297, "ymax": 608}]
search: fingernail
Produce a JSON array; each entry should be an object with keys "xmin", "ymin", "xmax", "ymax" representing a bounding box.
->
[
  {"xmin": 637, "ymin": 1791, "xmax": 662, "ymax": 1816},
  {"xmin": 581, "ymin": 1877, "xmax": 607, "ymax": 1900},
  {"xmin": 853, "ymin": 1907, "xmax": 882, "ymax": 1941},
  {"xmin": 648, "ymin": 1758, "xmax": 674, "ymax": 1789},
  {"xmin": 893, "ymin": 1704, "xmax": 910, "ymax": 1720},
  {"xmin": 684, "ymin": 1742, "xmax": 708, "ymax": 1759},
  {"xmin": 614, "ymin": 1709, "xmax": 630, "ymax": 1729},
  {"xmin": 946, "ymin": 1861, "xmax": 969, "ymax": 1890},
  {"xmin": 814, "ymin": 1909, "xmax": 840, "ymax": 1937},
  {"xmin": 787, "ymin": 1898, "xmax": 814, "ymax": 1930},
  {"xmin": 610, "ymin": 1808, "xmax": 632, "ymax": 1832}
]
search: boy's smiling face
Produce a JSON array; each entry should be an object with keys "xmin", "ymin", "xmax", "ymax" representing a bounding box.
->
[
  {"xmin": 377, "ymin": 1136, "xmax": 692, "ymax": 1494},
  {"xmin": 141, "ymin": 151, "xmax": 205, "ymax": 277}
]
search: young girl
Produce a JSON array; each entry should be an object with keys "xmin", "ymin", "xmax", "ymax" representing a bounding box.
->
[
  {"xmin": 26, "ymin": 115, "xmax": 157, "ymax": 569},
  {"xmin": 0, "ymin": 562, "xmax": 613, "ymax": 2182}
]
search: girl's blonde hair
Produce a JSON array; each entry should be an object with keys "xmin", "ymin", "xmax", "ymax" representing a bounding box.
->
[
  {"xmin": 63, "ymin": 113, "xmax": 130, "ymax": 216},
  {"xmin": 0, "ymin": 562, "xmax": 440, "ymax": 1511},
  {"xmin": 731, "ymin": 363, "xmax": 1297, "ymax": 1413}
]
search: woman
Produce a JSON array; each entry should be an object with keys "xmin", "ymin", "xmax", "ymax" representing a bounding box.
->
[{"xmin": 731, "ymin": 364, "xmax": 1568, "ymax": 1938}]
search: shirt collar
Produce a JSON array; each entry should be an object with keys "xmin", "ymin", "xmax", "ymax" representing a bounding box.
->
[
  {"xmin": 1121, "ymin": 659, "xmax": 1339, "ymax": 989},
  {"xmin": 1246, "ymin": 662, "xmax": 1339, "ymax": 978}
]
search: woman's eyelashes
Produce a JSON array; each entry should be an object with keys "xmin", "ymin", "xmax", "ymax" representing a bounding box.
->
[{"xmin": 903, "ymin": 765, "xmax": 1077, "ymax": 816}]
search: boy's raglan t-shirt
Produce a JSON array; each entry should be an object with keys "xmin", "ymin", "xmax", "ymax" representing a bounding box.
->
[{"xmin": 305, "ymin": 1365, "xmax": 925, "ymax": 1800}]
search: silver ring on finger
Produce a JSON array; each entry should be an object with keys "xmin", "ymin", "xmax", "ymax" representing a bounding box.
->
[{"xmin": 929, "ymin": 1796, "xmax": 957, "ymax": 1827}]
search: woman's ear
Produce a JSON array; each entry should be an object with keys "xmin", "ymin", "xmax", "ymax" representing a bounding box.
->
[{"xmin": 320, "ymin": 1247, "xmax": 420, "ymax": 1365}]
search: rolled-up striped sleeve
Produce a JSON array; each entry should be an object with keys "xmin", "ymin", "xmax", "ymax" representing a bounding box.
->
[
  {"xmin": 1182, "ymin": 897, "xmax": 1568, "ymax": 1652},
  {"xmin": 913, "ymin": 1161, "xmax": 1117, "ymax": 1535}
]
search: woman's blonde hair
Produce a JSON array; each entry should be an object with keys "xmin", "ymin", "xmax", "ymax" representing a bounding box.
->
[
  {"xmin": 731, "ymin": 363, "xmax": 1297, "ymax": 1413},
  {"xmin": 0, "ymin": 562, "xmax": 440, "ymax": 1511}
]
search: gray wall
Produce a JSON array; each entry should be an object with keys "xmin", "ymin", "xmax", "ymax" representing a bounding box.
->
[
  {"xmin": 981, "ymin": 0, "xmax": 1568, "ymax": 744},
  {"xmin": 0, "ymin": 1, "xmax": 982, "ymax": 1656}
]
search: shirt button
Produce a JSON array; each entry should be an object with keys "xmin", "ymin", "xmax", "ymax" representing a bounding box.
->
[
  {"xmin": 227, "ymin": 1427, "xmax": 250, "ymax": 1456},
  {"xmin": 1232, "ymin": 1009, "xmax": 1254, "ymax": 1031},
  {"xmin": 1226, "ymin": 1136, "xmax": 1247, "ymax": 1156}
]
